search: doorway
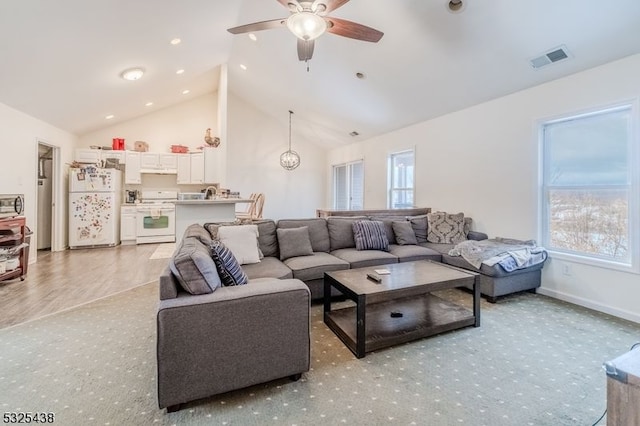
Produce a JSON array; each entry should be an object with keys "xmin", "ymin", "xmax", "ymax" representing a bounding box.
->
[{"xmin": 36, "ymin": 141, "xmax": 60, "ymax": 256}]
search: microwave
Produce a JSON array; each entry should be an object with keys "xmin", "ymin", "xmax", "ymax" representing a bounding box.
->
[{"xmin": 0, "ymin": 194, "xmax": 24, "ymax": 219}]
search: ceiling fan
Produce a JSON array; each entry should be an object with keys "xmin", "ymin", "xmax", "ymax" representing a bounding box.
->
[{"xmin": 227, "ymin": 0, "xmax": 384, "ymax": 62}]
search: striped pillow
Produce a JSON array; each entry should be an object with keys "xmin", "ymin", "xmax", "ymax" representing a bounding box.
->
[
  {"xmin": 210, "ymin": 240, "xmax": 248, "ymax": 286},
  {"xmin": 352, "ymin": 220, "xmax": 389, "ymax": 251}
]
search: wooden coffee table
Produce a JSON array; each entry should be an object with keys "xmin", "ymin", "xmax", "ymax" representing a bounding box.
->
[{"xmin": 323, "ymin": 260, "xmax": 480, "ymax": 358}]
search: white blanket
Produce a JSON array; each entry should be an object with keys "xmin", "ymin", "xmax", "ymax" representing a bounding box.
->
[{"xmin": 448, "ymin": 238, "xmax": 547, "ymax": 271}]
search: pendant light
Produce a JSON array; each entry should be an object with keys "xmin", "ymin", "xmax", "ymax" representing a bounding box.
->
[{"xmin": 280, "ymin": 110, "xmax": 301, "ymax": 170}]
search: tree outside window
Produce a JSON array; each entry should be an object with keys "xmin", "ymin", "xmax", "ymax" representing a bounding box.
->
[{"xmin": 541, "ymin": 105, "xmax": 636, "ymax": 266}]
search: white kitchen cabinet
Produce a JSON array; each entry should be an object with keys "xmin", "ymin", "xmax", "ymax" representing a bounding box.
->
[
  {"xmin": 74, "ymin": 149, "xmax": 101, "ymax": 164},
  {"xmin": 140, "ymin": 152, "xmax": 177, "ymax": 169},
  {"xmin": 176, "ymin": 154, "xmax": 191, "ymax": 184},
  {"xmin": 120, "ymin": 205, "xmax": 137, "ymax": 245},
  {"xmin": 102, "ymin": 150, "xmax": 126, "ymax": 164},
  {"xmin": 203, "ymin": 147, "xmax": 222, "ymax": 184},
  {"xmin": 125, "ymin": 151, "xmax": 141, "ymax": 184},
  {"xmin": 190, "ymin": 152, "xmax": 205, "ymax": 184}
]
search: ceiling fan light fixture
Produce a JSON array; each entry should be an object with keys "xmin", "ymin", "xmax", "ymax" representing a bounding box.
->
[{"xmin": 286, "ymin": 12, "xmax": 326, "ymax": 41}]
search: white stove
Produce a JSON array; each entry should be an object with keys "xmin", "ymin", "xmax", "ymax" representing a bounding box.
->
[{"xmin": 136, "ymin": 191, "xmax": 177, "ymax": 244}]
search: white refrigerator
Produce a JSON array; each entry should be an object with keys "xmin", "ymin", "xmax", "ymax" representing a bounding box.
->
[{"xmin": 69, "ymin": 168, "xmax": 122, "ymax": 248}]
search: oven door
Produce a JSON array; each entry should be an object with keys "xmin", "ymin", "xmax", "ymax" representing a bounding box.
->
[{"xmin": 135, "ymin": 205, "xmax": 175, "ymax": 243}]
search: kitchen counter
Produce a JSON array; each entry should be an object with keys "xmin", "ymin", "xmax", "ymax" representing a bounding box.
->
[
  {"xmin": 174, "ymin": 198, "xmax": 254, "ymax": 240},
  {"xmin": 174, "ymin": 198, "xmax": 253, "ymax": 204}
]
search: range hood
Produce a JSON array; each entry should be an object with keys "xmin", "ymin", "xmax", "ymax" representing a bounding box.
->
[{"xmin": 140, "ymin": 168, "xmax": 177, "ymax": 175}]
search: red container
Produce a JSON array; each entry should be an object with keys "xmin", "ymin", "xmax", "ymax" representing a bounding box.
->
[{"xmin": 112, "ymin": 138, "xmax": 125, "ymax": 150}]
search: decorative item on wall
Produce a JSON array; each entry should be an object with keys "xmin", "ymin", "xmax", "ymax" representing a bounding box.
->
[
  {"xmin": 280, "ymin": 110, "xmax": 301, "ymax": 171},
  {"xmin": 204, "ymin": 128, "xmax": 220, "ymax": 147}
]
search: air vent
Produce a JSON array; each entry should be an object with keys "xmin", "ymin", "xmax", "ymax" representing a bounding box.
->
[
  {"xmin": 349, "ymin": 131, "xmax": 359, "ymax": 137},
  {"xmin": 529, "ymin": 45, "xmax": 571, "ymax": 69}
]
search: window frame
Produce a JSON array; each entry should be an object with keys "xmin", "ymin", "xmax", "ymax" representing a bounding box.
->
[
  {"xmin": 332, "ymin": 159, "xmax": 364, "ymax": 210},
  {"xmin": 538, "ymin": 101, "xmax": 640, "ymax": 274},
  {"xmin": 387, "ymin": 148, "xmax": 415, "ymax": 209}
]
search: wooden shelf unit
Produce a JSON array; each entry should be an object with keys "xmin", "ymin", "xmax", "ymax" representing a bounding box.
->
[{"xmin": 0, "ymin": 216, "xmax": 29, "ymax": 282}]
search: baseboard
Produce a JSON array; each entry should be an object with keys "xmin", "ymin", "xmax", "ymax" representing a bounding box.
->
[{"xmin": 537, "ymin": 287, "xmax": 640, "ymax": 324}]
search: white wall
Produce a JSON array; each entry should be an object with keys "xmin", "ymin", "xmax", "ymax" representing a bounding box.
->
[
  {"xmin": 78, "ymin": 92, "xmax": 218, "ymax": 154},
  {"xmin": 0, "ymin": 101, "xmax": 78, "ymax": 258},
  {"xmin": 327, "ymin": 53, "xmax": 640, "ymax": 323},
  {"xmin": 227, "ymin": 93, "xmax": 327, "ymax": 219}
]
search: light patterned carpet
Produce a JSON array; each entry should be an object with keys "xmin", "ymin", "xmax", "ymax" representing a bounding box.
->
[{"xmin": 1, "ymin": 283, "xmax": 638, "ymax": 425}]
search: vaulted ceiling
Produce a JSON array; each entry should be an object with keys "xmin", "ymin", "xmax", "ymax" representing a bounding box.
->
[{"xmin": 2, "ymin": 0, "xmax": 640, "ymax": 147}]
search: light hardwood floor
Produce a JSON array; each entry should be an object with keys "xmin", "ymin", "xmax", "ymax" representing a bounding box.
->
[{"xmin": 0, "ymin": 243, "xmax": 171, "ymax": 329}]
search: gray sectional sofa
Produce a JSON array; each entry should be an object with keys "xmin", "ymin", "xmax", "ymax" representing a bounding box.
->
[{"xmin": 157, "ymin": 209, "xmax": 546, "ymax": 411}]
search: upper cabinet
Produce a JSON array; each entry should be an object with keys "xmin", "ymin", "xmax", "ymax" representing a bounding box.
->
[
  {"xmin": 125, "ymin": 151, "xmax": 141, "ymax": 184},
  {"xmin": 75, "ymin": 149, "xmax": 126, "ymax": 165},
  {"xmin": 176, "ymin": 152, "xmax": 205, "ymax": 184},
  {"xmin": 140, "ymin": 153, "xmax": 177, "ymax": 170}
]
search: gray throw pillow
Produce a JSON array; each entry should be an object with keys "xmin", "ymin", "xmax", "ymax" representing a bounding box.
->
[
  {"xmin": 392, "ymin": 221, "xmax": 418, "ymax": 245},
  {"xmin": 408, "ymin": 215, "xmax": 428, "ymax": 243},
  {"xmin": 169, "ymin": 237, "xmax": 221, "ymax": 294},
  {"xmin": 276, "ymin": 226, "xmax": 314, "ymax": 261},
  {"xmin": 352, "ymin": 220, "xmax": 389, "ymax": 251}
]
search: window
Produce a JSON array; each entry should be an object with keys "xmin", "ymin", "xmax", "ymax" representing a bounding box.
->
[
  {"xmin": 540, "ymin": 104, "xmax": 638, "ymax": 269},
  {"xmin": 388, "ymin": 150, "xmax": 415, "ymax": 209},
  {"xmin": 333, "ymin": 160, "xmax": 364, "ymax": 210}
]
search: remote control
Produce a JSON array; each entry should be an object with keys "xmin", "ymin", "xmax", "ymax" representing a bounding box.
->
[
  {"xmin": 390, "ymin": 312, "xmax": 403, "ymax": 318},
  {"xmin": 367, "ymin": 273, "xmax": 382, "ymax": 283}
]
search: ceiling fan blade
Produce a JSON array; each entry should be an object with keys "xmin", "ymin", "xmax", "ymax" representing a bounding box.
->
[
  {"xmin": 297, "ymin": 39, "xmax": 315, "ymax": 61},
  {"xmin": 314, "ymin": 0, "xmax": 350, "ymax": 14},
  {"xmin": 227, "ymin": 18, "xmax": 287, "ymax": 35},
  {"xmin": 326, "ymin": 17, "xmax": 383, "ymax": 42}
]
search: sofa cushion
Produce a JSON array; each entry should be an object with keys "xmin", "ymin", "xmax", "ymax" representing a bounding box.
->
[
  {"xmin": 369, "ymin": 216, "xmax": 407, "ymax": 245},
  {"xmin": 183, "ymin": 224, "xmax": 213, "ymax": 246},
  {"xmin": 331, "ymin": 248, "xmax": 398, "ymax": 269},
  {"xmin": 388, "ymin": 244, "xmax": 442, "ymax": 263},
  {"xmin": 210, "ymin": 240, "xmax": 249, "ymax": 286},
  {"xmin": 242, "ymin": 257, "xmax": 293, "ymax": 280},
  {"xmin": 277, "ymin": 226, "xmax": 314, "ymax": 261},
  {"xmin": 169, "ymin": 237, "xmax": 221, "ymax": 294},
  {"xmin": 353, "ymin": 220, "xmax": 390, "ymax": 251},
  {"xmin": 277, "ymin": 218, "xmax": 330, "ymax": 253},
  {"xmin": 392, "ymin": 221, "xmax": 418, "ymax": 245},
  {"xmin": 283, "ymin": 252, "xmax": 349, "ymax": 282},
  {"xmin": 427, "ymin": 212, "xmax": 467, "ymax": 244},
  {"xmin": 255, "ymin": 220, "xmax": 279, "ymax": 258},
  {"xmin": 408, "ymin": 215, "xmax": 428, "ymax": 243},
  {"xmin": 421, "ymin": 242, "xmax": 456, "ymax": 255},
  {"xmin": 327, "ymin": 217, "xmax": 368, "ymax": 250},
  {"xmin": 217, "ymin": 225, "xmax": 261, "ymax": 265}
]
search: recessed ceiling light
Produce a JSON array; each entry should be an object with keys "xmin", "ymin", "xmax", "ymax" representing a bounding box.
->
[
  {"xmin": 240, "ymin": 64, "xmax": 247, "ymax": 70},
  {"xmin": 248, "ymin": 33, "xmax": 257, "ymax": 41},
  {"xmin": 120, "ymin": 67, "xmax": 145, "ymax": 81},
  {"xmin": 182, "ymin": 89, "xmax": 190, "ymax": 95},
  {"xmin": 145, "ymin": 102, "xmax": 154, "ymax": 107},
  {"xmin": 176, "ymin": 69, "xmax": 185, "ymax": 75},
  {"xmin": 170, "ymin": 38, "xmax": 181, "ymax": 45},
  {"xmin": 105, "ymin": 114, "xmax": 114, "ymax": 120}
]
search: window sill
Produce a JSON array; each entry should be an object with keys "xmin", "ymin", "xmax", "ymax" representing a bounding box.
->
[{"xmin": 548, "ymin": 250, "xmax": 639, "ymax": 275}]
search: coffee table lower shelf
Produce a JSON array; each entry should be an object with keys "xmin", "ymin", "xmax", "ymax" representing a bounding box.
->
[{"xmin": 324, "ymin": 293, "xmax": 475, "ymax": 357}]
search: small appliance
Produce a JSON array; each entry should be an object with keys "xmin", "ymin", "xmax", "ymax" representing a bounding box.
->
[
  {"xmin": 0, "ymin": 194, "xmax": 24, "ymax": 219},
  {"xmin": 125, "ymin": 190, "xmax": 138, "ymax": 204}
]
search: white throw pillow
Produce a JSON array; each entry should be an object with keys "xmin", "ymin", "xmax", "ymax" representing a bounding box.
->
[{"xmin": 216, "ymin": 225, "xmax": 261, "ymax": 265}]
